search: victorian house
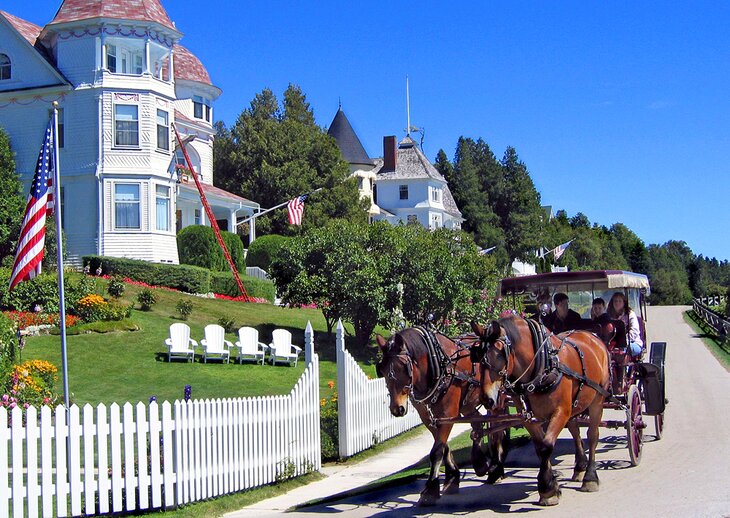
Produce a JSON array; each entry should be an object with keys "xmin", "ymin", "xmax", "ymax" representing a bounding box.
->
[
  {"xmin": 328, "ymin": 107, "xmax": 463, "ymax": 230},
  {"xmin": 0, "ymin": 0, "xmax": 258, "ymax": 265}
]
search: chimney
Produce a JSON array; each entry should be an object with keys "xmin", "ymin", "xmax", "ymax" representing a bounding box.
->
[{"xmin": 383, "ymin": 136, "xmax": 397, "ymax": 172}]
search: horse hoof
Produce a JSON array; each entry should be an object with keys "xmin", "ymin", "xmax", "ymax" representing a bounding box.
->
[
  {"xmin": 418, "ymin": 492, "xmax": 439, "ymax": 506},
  {"xmin": 486, "ymin": 464, "xmax": 504, "ymax": 484},
  {"xmin": 443, "ymin": 479, "xmax": 460, "ymax": 495},
  {"xmin": 580, "ymin": 480, "xmax": 600, "ymax": 492},
  {"xmin": 572, "ymin": 470, "xmax": 585, "ymax": 482},
  {"xmin": 538, "ymin": 494, "xmax": 560, "ymax": 506}
]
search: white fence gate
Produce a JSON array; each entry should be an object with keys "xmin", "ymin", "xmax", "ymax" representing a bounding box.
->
[
  {"xmin": 336, "ymin": 321, "xmax": 421, "ymax": 458},
  {"xmin": 0, "ymin": 327, "xmax": 320, "ymax": 517}
]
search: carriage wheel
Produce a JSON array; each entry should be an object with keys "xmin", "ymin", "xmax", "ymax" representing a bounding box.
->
[
  {"xmin": 626, "ymin": 385, "xmax": 643, "ymax": 466},
  {"xmin": 654, "ymin": 412, "xmax": 664, "ymax": 440}
]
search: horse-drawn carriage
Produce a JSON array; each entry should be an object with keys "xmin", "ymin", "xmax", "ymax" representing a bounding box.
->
[{"xmin": 376, "ymin": 270, "xmax": 667, "ymax": 506}]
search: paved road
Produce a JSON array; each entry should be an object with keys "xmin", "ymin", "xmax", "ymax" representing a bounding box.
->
[{"xmin": 229, "ymin": 306, "xmax": 730, "ymax": 518}]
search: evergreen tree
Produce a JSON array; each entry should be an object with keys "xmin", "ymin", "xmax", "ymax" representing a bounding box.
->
[
  {"xmin": 0, "ymin": 127, "xmax": 23, "ymax": 264},
  {"xmin": 444, "ymin": 139, "xmax": 504, "ymax": 256},
  {"xmin": 214, "ymin": 86, "xmax": 366, "ymax": 235},
  {"xmin": 495, "ymin": 147, "xmax": 544, "ymax": 262}
]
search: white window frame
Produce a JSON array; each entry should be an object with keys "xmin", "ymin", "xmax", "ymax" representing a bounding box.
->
[
  {"xmin": 399, "ymin": 184, "xmax": 409, "ymax": 200},
  {"xmin": 431, "ymin": 187, "xmax": 441, "ymax": 203},
  {"xmin": 106, "ymin": 40, "xmax": 144, "ymax": 75},
  {"xmin": 114, "ymin": 104, "xmax": 139, "ymax": 148},
  {"xmin": 156, "ymin": 109, "xmax": 169, "ymax": 151},
  {"xmin": 193, "ymin": 95, "xmax": 211, "ymax": 122},
  {"xmin": 114, "ymin": 183, "xmax": 141, "ymax": 230},
  {"xmin": 0, "ymin": 53, "xmax": 10, "ymax": 80},
  {"xmin": 155, "ymin": 184, "xmax": 171, "ymax": 231}
]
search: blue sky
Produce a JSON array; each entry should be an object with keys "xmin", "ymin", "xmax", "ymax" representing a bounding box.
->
[{"xmin": 11, "ymin": 1, "xmax": 730, "ymax": 261}]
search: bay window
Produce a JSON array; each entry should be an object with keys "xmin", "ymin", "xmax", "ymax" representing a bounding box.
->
[
  {"xmin": 156, "ymin": 185, "xmax": 170, "ymax": 231},
  {"xmin": 157, "ymin": 109, "xmax": 169, "ymax": 151},
  {"xmin": 114, "ymin": 184, "xmax": 140, "ymax": 229},
  {"xmin": 114, "ymin": 104, "xmax": 139, "ymax": 147}
]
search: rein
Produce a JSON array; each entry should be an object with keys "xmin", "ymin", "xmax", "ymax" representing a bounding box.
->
[{"xmin": 482, "ymin": 319, "xmax": 611, "ymax": 403}]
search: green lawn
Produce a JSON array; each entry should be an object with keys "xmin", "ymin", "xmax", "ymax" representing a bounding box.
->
[{"xmin": 21, "ymin": 278, "xmax": 380, "ymax": 406}]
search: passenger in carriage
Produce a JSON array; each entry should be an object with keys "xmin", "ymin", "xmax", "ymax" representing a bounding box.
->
[
  {"xmin": 543, "ymin": 292, "xmax": 583, "ymax": 333},
  {"xmin": 591, "ymin": 298, "xmax": 611, "ymax": 325},
  {"xmin": 607, "ymin": 292, "xmax": 644, "ymax": 358}
]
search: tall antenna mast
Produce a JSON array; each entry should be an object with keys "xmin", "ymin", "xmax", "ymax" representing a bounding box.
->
[{"xmin": 406, "ymin": 75, "xmax": 411, "ymax": 137}]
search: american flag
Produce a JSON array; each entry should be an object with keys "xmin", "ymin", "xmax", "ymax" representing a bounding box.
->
[
  {"xmin": 9, "ymin": 120, "xmax": 56, "ymax": 290},
  {"xmin": 553, "ymin": 239, "xmax": 574, "ymax": 261},
  {"xmin": 287, "ymin": 194, "xmax": 307, "ymax": 225}
]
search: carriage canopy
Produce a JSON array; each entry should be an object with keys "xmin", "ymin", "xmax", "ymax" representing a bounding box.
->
[{"xmin": 500, "ymin": 270, "xmax": 651, "ymax": 320}]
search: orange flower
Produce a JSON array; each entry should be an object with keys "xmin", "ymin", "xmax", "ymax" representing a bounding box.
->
[{"xmin": 327, "ymin": 380, "xmax": 335, "ymax": 389}]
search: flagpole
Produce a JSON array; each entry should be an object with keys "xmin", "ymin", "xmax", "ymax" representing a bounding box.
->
[
  {"xmin": 52, "ymin": 101, "xmax": 70, "ymax": 410},
  {"xmin": 236, "ymin": 187, "xmax": 322, "ymax": 227}
]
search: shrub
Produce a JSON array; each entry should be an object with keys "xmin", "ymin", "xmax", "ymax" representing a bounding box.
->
[
  {"xmin": 176, "ymin": 299, "xmax": 194, "ymax": 320},
  {"xmin": 177, "ymin": 226, "xmax": 245, "ymax": 272},
  {"xmin": 217, "ymin": 317, "xmax": 236, "ymax": 333},
  {"xmin": 0, "ymin": 270, "xmax": 62, "ymax": 312},
  {"xmin": 246, "ymin": 234, "xmax": 289, "ymax": 271},
  {"xmin": 76, "ymin": 294, "xmax": 108, "ymax": 322},
  {"xmin": 210, "ymin": 272, "xmax": 276, "ymax": 303},
  {"xmin": 107, "ymin": 276, "xmax": 126, "ymax": 298},
  {"xmin": 2, "ymin": 359, "xmax": 63, "ymax": 409},
  {"xmin": 137, "ymin": 289, "xmax": 157, "ymax": 311},
  {"xmin": 221, "ymin": 231, "xmax": 246, "ymax": 271},
  {"xmin": 0, "ymin": 312, "xmax": 18, "ymax": 369},
  {"xmin": 83, "ymin": 255, "xmax": 211, "ymax": 294}
]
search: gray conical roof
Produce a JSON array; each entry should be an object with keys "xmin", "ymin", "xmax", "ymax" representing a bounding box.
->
[{"xmin": 327, "ymin": 108, "xmax": 373, "ymax": 166}]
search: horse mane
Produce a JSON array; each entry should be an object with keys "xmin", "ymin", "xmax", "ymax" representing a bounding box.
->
[
  {"xmin": 396, "ymin": 327, "xmax": 430, "ymax": 357},
  {"xmin": 498, "ymin": 315, "xmax": 526, "ymax": 348}
]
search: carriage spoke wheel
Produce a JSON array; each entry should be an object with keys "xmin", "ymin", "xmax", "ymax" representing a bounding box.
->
[
  {"xmin": 654, "ymin": 413, "xmax": 664, "ymax": 440},
  {"xmin": 626, "ymin": 385, "xmax": 644, "ymax": 466}
]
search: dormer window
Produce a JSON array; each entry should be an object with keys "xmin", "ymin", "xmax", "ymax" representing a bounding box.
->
[
  {"xmin": 193, "ymin": 96, "xmax": 211, "ymax": 122},
  {"xmin": 0, "ymin": 54, "xmax": 10, "ymax": 80},
  {"xmin": 431, "ymin": 188, "xmax": 441, "ymax": 203}
]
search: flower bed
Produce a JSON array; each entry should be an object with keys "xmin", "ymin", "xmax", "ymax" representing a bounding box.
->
[{"xmin": 3, "ymin": 310, "xmax": 80, "ymax": 330}]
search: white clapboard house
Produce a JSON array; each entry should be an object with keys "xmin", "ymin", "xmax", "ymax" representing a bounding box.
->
[
  {"xmin": 328, "ymin": 107, "xmax": 463, "ymax": 230},
  {"xmin": 0, "ymin": 0, "xmax": 259, "ymax": 265}
]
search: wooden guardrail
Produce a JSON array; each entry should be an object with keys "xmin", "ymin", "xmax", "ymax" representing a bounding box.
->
[{"xmin": 692, "ymin": 297, "xmax": 729, "ymax": 344}]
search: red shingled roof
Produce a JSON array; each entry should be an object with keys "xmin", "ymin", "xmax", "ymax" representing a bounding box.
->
[
  {"xmin": 50, "ymin": 0, "xmax": 176, "ymax": 31},
  {"xmin": 0, "ymin": 10, "xmax": 43, "ymax": 45},
  {"xmin": 173, "ymin": 44, "xmax": 211, "ymax": 85}
]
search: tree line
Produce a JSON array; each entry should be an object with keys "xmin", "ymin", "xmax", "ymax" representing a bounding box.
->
[{"xmin": 1, "ymin": 84, "xmax": 728, "ymax": 314}]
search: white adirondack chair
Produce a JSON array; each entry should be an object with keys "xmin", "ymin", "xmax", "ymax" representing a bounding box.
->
[
  {"xmin": 200, "ymin": 324, "xmax": 233, "ymax": 363},
  {"xmin": 268, "ymin": 329, "xmax": 302, "ymax": 367},
  {"xmin": 165, "ymin": 323, "xmax": 197, "ymax": 362},
  {"xmin": 235, "ymin": 326, "xmax": 267, "ymax": 365}
]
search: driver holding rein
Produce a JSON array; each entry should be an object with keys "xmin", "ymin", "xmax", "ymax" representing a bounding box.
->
[{"xmin": 543, "ymin": 292, "xmax": 583, "ymax": 334}]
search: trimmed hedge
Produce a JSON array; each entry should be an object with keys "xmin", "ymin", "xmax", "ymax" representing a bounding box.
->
[
  {"xmin": 246, "ymin": 234, "xmax": 289, "ymax": 271},
  {"xmin": 82, "ymin": 255, "xmax": 275, "ymax": 302},
  {"xmin": 83, "ymin": 256, "xmax": 211, "ymax": 294},
  {"xmin": 177, "ymin": 225, "xmax": 245, "ymax": 272},
  {"xmin": 210, "ymin": 271, "xmax": 276, "ymax": 303}
]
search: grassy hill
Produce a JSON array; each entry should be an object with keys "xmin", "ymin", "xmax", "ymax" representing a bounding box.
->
[{"xmin": 21, "ymin": 278, "xmax": 380, "ymax": 406}]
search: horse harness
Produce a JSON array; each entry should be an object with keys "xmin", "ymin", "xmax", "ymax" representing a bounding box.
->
[
  {"xmin": 385, "ymin": 327, "xmax": 480, "ymax": 420},
  {"xmin": 485, "ymin": 319, "xmax": 611, "ymax": 411}
]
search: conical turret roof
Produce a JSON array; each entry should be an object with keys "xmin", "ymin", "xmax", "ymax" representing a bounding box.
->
[
  {"xmin": 50, "ymin": 0, "xmax": 176, "ymax": 31},
  {"xmin": 327, "ymin": 107, "xmax": 373, "ymax": 167}
]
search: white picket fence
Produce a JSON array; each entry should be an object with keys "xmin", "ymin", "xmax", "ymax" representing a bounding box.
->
[
  {"xmin": 336, "ymin": 321, "xmax": 421, "ymax": 458},
  {"xmin": 0, "ymin": 328, "xmax": 320, "ymax": 517}
]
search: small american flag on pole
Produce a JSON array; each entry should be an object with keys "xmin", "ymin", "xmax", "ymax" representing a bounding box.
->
[
  {"xmin": 553, "ymin": 239, "xmax": 574, "ymax": 261},
  {"xmin": 287, "ymin": 194, "xmax": 307, "ymax": 225},
  {"xmin": 9, "ymin": 119, "xmax": 55, "ymax": 290}
]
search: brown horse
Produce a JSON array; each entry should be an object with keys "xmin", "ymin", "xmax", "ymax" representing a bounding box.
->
[
  {"xmin": 471, "ymin": 316, "xmax": 610, "ymax": 506},
  {"xmin": 376, "ymin": 327, "xmax": 507, "ymax": 506}
]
